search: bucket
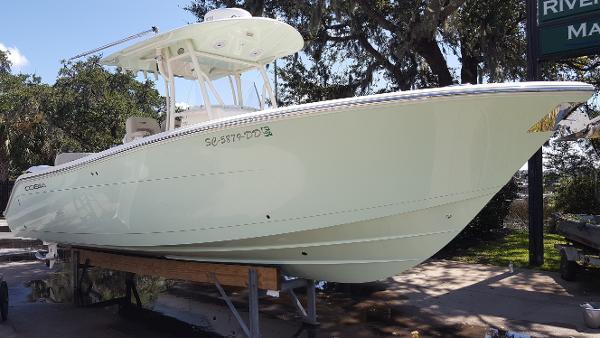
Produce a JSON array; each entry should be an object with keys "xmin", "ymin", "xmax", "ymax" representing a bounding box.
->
[{"xmin": 581, "ymin": 303, "xmax": 600, "ymax": 329}]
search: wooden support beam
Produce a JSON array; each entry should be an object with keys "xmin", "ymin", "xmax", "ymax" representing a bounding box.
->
[{"xmin": 75, "ymin": 249, "xmax": 280, "ymax": 290}]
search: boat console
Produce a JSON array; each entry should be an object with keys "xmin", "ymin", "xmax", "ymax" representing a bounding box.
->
[{"xmin": 100, "ymin": 8, "xmax": 303, "ymax": 139}]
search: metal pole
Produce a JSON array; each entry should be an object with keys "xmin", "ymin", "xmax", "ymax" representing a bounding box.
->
[
  {"xmin": 274, "ymin": 60, "xmax": 278, "ymax": 106},
  {"xmin": 306, "ymin": 280, "xmax": 318, "ymax": 325},
  {"xmin": 259, "ymin": 66, "xmax": 277, "ymax": 108},
  {"xmin": 72, "ymin": 250, "xmax": 80, "ymax": 306},
  {"xmin": 526, "ymin": 0, "xmax": 544, "ymax": 266},
  {"xmin": 248, "ymin": 268, "xmax": 260, "ymax": 338},
  {"xmin": 184, "ymin": 40, "xmax": 224, "ymax": 107},
  {"xmin": 68, "ymin": 26, "xmax": 158, "ymax": 61},
  {"xmin": 211, "ymin": 273, "xmax": 251, "ymax": 338},
  {"xmin": 236, "ymin": 74, "xmax": 244, "ymax": 106}
]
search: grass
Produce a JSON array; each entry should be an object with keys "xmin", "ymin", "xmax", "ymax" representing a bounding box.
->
[{"xmin": 447, "ymin": 230, "xmax": 566, "ymax": 272}]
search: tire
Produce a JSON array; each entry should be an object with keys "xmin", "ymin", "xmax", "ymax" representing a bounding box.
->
[
  {"xmin": 0, "ymin": 281, "xmax": 8, "ymax": 322},
  {"xmin": 560, "ymin": 249, "xmax": 578, "ymax": 281}
]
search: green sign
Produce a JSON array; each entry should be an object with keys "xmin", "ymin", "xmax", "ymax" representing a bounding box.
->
[
  {"xmin": 539, "ymin": 0, "xmax": 600, "ymax": 22},
  {"xmin": 539, "ymin": 14, "xmax": 600, "ymax": 56}
]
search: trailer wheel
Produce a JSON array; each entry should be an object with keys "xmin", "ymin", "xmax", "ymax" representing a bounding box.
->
[
  {"xmin": 560, "ymin": 249, "xmax": 578, "ymax": 281},
  {"xmin": 0, "ymin": 281, "xmax": 7, "ymax": 322}
]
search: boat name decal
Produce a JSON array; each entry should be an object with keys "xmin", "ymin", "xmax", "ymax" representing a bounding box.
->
[
  {"xmin": 205, "ymin": 126, "xmax": 273, "ymax": 147},
  {"xmin": 24, "ymin": 183, "xmax": 46, "ymax": 191}
]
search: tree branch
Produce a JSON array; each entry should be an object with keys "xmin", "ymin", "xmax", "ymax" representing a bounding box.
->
[
  {"xmin": 560, "ymin": 59, "xmax": 600, "ymax": 72},
  {"xmin": 356, "ymin": 0, "xmax": 400, "ymax": 32},
  {"xmin": 414, "ymin": 37, "xmax": 455, "ymax": 86},
  {"xmin": 355, "ymin": 33, "xmax": 408, "ymax": 88},
  {"xmin": 325, "ymin": 34, "xmax": 358, "ymax": 42},
  {"xmin": 440, "ymin": 0, "xmax": 468, "ymax": 19}
]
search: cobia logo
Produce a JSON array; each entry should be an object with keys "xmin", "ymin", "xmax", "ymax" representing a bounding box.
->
[{"xmin": 24, "ymin": 183, "xmax": 46, "ymax": 191}]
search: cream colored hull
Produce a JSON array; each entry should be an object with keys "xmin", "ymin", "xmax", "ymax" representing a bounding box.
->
[
  {"xmin": 4, "ymin": 82, "xmax": 593, "ymax": 282},
  {"xmin": 140, "ymin": 194, "xmax": 494, "ymax": 282}
]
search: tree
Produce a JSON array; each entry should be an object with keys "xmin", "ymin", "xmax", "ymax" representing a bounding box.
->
[
  {"xmin": 455, "ymin": 177, "xmax": 518, "ymax": 241},
  {"xmin": 545, "ymin": 140, "xmax": 598, "ymax": 181},
  {"xmin": 185, "ymin": 0, "xmax": 534, "ymax": 104},
  {"xmin": 0, "ymin": 50, "xmax": 12, "ymax": 183},
  {"xmin": 545, "ymin": 139, "xmax": 600, "ymax": 214},
  {"xmin": 553, "ymin": 174, "xmax": 600, "ymax": 214},
  {"xmin": 0, "ymin": 50, "xmax": 10, "ymax": 74},
  {"xmin": 3, "ymin": 75, "xmax": 59, "ymax": 180},
  {"xmin": 51, "ymin": 57, "xmax": 164, "ymax": 153},
  {"xmin": 0, "ymin": 50, "xmax": 58, "ymax": 182},
  {"xmin": 0, "ymin": 54, "xmax": 165, "ymax": 182}
]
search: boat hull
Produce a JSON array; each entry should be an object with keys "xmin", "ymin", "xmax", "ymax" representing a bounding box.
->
[
  {"xmin": 4, "ymin": 83, "xmax": 593, "ymax": 282},
  {"xmin": 135, "ymin": 193, "xmax": 495, "ymax": 282}
]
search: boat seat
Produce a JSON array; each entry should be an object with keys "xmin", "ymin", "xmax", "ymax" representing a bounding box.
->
[{"xmin": 123, "ymin": 117, "xmax": 160, "ymax": 143}]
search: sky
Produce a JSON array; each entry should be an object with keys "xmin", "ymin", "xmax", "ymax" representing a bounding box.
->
[
  {"xmin": 0, "ymin": 1, "xmax": 198, "ymax": 82},
  {"xmin": 0, "ymin": 1, "xmax": 272, "ymax": 107}
]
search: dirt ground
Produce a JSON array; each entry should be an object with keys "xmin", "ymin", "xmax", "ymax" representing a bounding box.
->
[{"xmin": 1, "ymin": 235, "xmax": 599, "ymax": 338}]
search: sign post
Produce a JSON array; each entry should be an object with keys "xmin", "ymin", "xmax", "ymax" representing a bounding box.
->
[
  {"xmin": 527, "ymin": 0, "xmax": 600, "ymax": 266},
  {"xmin": 527, "ymin": 0, "xmax": 544, "ymax": 267}
]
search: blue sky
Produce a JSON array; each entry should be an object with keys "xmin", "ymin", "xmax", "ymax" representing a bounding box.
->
[
  {"xmin": 1, "ymin": 1, "xmax": 197, "ymax": 82},
  {"xmin": 1, "ymin": 1, "xmax": 270, "ymax": 108}
]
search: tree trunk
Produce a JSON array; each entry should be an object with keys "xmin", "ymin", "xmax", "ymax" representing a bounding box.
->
[
  {"xmin": 460, "ymin": 46, "xmax": 479, "ymax": 84},
  {"xmin": 0, "ymin": 129, "xmax": 8, "ymax": 183},
  {"xmin": 246, "ymin": 0, "xmax": 265, "ymax": 16},
  {"xmin": 414, "ymin": 38, "xmax": 454, "ymax": 86}
]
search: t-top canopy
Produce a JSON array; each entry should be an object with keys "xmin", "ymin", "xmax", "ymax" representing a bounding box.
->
[{"xmin": 100, "ymin": 10, "xmax": 304, "ymax": 80}]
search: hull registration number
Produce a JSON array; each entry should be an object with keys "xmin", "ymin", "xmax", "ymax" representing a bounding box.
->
[{"xmin": 205, "ymin": 126, "xmax": 273, "ymax": 147}]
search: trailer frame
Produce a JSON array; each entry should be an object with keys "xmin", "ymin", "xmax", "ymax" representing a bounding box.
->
[
  {"xmin": 69, "ymin": 247, "xmax": 318, "ymax": 338},
  {"xmin": 555, "ymin": 243, "xmax": 600, "ymax": 281}
]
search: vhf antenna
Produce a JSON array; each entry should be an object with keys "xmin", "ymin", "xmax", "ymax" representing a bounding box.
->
[{"xmin": 67, "ymin": 26, "xmax": 159, "ymax": 61}]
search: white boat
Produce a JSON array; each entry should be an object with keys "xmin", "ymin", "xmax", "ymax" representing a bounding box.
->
[{"xmin": 3, "ymin": 9, "xmax": 595, "ymax": 283}]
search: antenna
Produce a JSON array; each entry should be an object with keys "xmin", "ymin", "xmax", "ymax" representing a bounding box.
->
[{"xmin": 67, "ymin": 26, "xmax": 159, "ymax": 61}]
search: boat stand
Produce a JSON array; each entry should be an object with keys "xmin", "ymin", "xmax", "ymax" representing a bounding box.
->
[
  {"xmin": 210, "ymin": 271, "xmax": 319, "ymax": 338},
  {"xmin": 69, "ymin": 248, "xmax": 319, "ymax": 338},
  {"xmin": 211, "ymin": 269, "xmax": 260, "ymax": 338},
  {"xmin": 280, "ymin": 278, "xmax": 319, "ymax": 326},
  {"xmin": 72, "ymin": 251, "xmax": 142, "ymax": 308}
]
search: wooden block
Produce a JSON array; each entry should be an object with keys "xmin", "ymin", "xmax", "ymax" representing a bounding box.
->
[{"xmin": 76, "ymin": 249, "xmax": 280, "ymax": 290}]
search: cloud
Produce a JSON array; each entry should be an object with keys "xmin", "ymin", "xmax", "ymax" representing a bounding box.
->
[{"xmin": 0, "ymin": 43, "xmax": 28, "ymax": 70}]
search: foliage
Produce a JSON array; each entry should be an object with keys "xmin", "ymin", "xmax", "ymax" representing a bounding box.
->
[
  {"xmin": 0, "ymin": 51, "xmax": 10, "ymax": 74},
  {"xmin": 545, "ymin": 139, "xmax": 600, "ymax": 214},
  {"xmin": 545, "ymin": 140, "xmax": 598, "ymax": 179},
  {"xmin": 553, "ymin": 174, "xmax": 600, "ymax": 214},
  {"xmin": 3, "ymin": 76, "xmax": 61, "ymax": 179},
  {"xmin": 504, "ymin": 198, "xmax": 529, "ymax": 227},
  {"xmin": 0, "ymin": 51, "xmax": 164, "ymax": 182},
  {"xmin": 185, "ymin": 0, "xmax": 537, "ymax": 104},
  {"xmin": 444, "ymin": 0, "xmax": 527, "ymax": 83},
  {"xmin": 0, "ymin": 52, "xmax": 60, "ymax": 182},
  {"xmin": 52, "ymin": 57, "xmax": 164, "ymax": 153},
  {"xmin": 453, "ymin": 177, "xmax": 518, "ymax": 241},
  {"xmin": 443, "ymin": 230, "xmax": 565, "ymax": 271}
]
